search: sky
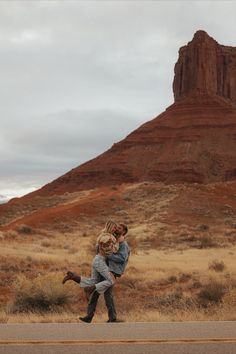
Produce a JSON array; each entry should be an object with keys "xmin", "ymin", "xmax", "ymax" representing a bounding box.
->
[{"xmin": 1, "ymin": 0, "xmax": 236, "ymax": 202}]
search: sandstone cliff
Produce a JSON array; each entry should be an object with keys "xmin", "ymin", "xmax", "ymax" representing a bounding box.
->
[
  {"xmin": 6, "ymin": 31, "xmax": 236, "ymax": 200},
  {"xmin": 173, "ymin": 30, "xmax": 236, "ymax": 104}
]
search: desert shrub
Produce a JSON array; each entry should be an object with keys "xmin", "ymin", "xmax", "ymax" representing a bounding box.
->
[
  {"xmin": 9, "ymin": 274, "xmax": 71, "ymax": 313},
  {"xmin": 149, "ymin": 291, "xmax": 197, "ymax": 313},
  {"xmin": 179, "ymin": 273, "xmax": 192, "ymax": 282},
  {"xmin": 41, "ymin": 239, "xmax": 51, "ymax": 248},
  {"xmin": 123, "ymin": 195, "xmax": 132, "ymax": 202},
  {"xmin": 168, "ymin": 275, "xmax": 177, "ymax": 284},
  {"xmin": 199, "ymin": 235, "xmax": 216, "ymax": 248},
  {"xmin": 208, "ymin": 260, "xmax": 225, "ymax": 272},
  {"xmin": 191, "ymin": 281, "xmax": 202, "ymax": 289},
  {"xmin": 17, "ymin": 224, "xmax": 33, "ymax": 234},
  {"xmin": 199, "ymin": 224, "xmax": 209, "ymax": 232},
  {"xmin": 197, "ymin": 280, "xmax": 226, "ymax": 306}
]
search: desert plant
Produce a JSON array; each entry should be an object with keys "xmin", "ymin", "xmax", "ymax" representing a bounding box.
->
[
  {"xmin": 191, "ymin": 281, "xmax": 202, "ymax": 289},
  {"xmin": 197, "ymin": 280, "xmax": 226, "ymax": 306},
  {"xmin": 41, "ymin": 239, "xmax": 51, "ymax": 248},
  {"xmin": 150, "ymin": 291, "xmax": 197, "ymax": 313},
  {"xmin": 123, "ymin": 195, "xmax": 132, "ymax": 202},
  {"xmin": 199, "ymin": 234, "xmax": 215, "ymax": 248},
  {"xmin": 168, "ymin": 275, "xmax": 177, "ymax": 284},
  {"xmin": 199, "ymin": 224, "xmax": 209, "ymax": 232},
  {"xmin": 208, "ymin": 260, "xmax": 225, "ymax": 272},
  {"xmin": 179, "ymin": 273, "xmax": 192, "ymax": 282},
  {"xmin": 17, "ymin": 224, "xmax": 33, "ymax": 234},
  {"xmin": 9, "ymin": 274, "xmax": 72, "ymax": 313}
]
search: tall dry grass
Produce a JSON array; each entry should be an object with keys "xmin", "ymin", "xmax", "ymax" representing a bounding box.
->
[
  {"xmin": 1, "ymin": 221, "xmax": 236, "ymax": 323},
  {"xmin": 8, "ymin": 274, "xmax": 73, "ymax": 313}
]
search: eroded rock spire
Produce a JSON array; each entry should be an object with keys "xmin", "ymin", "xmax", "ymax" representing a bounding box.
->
[{"xmin": 173, "ymin": 30, "xmax": 236, "ymax": 104}]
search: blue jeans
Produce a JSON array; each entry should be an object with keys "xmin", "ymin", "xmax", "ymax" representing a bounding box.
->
[{"xmin": 87, "ymin": 275, "xmax": 117, "ymax": 321}]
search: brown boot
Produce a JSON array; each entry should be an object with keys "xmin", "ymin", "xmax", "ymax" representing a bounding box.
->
[{"xmin": 62, "ymin": 272, "xmax": 74, "ymax": 284}]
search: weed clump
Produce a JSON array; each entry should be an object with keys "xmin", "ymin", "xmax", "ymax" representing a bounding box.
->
[
  {"xmin": 199, "ymin": 235, "xmax": 216, "ymax": 248},
  {"xmin": 208, "ymin": 260, "xmax": 225, "ymax": 272},
  {"xmin": 151, "ymin": 291, "xmax": 197, "ymax": 313},
  {"xmin": 199, "ymin": 224, "xmax": 209, "ymax": 232},
  {"xmin": 197, "ymin": 280, "xmax": 226, "ymax": 306},
  {"xmin": 17, "ymin": 225, "xmax": 33, "ymax": 235},
  {"xmin": 168, "ymin": 275, "xmax": 177, "ymax": 284},
  {"xmin": 9, "ymin": 274, "xmax": 71, "ymax": 313}
]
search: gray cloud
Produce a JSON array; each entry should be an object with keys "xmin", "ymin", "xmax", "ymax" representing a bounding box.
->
[{"xmin": 1, "ymin": 0, "xmax": 236, "ymax": 199}]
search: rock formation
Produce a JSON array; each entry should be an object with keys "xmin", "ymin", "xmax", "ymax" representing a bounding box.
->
[
  {"xmin": 173, "ymin": 30, "xmax": 236, "ymax": 104},
  {"xmin": 8, "ymin": 31, "xmax": 236, "ymax": 199}
]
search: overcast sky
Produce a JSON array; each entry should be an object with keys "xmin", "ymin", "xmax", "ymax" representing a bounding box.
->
[{"xmin": 1, "ymin": 0, "xmax": 236, "ymax": 201}]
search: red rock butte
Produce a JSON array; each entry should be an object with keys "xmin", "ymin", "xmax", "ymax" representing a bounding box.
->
[
  {"xmin": 27, "ymin": 30, "xmax": 236, "ymax": 197},
  {"xmin": 173, "ymin": 30, "xmax": 236, "ymax": 103}
]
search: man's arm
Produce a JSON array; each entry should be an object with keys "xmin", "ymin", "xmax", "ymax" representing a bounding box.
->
[{"xmin": 107, "ymin": 243, "xmax": 129, "ymax": 264}]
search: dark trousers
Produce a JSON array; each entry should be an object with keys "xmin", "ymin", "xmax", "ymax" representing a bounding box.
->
[{"xmin": 87, "ymin": 277, "xmax": 117, "ymax": 321}]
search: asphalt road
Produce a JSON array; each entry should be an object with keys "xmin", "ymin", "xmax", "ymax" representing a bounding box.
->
[{"xmin": 0, "ymin": 321, "xmax": 235, "ymax": 354}]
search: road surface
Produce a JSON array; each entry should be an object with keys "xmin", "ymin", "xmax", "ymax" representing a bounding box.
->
[{"xmin": 0, "ymin": 321, "xmax": 235, "ymax": 354}]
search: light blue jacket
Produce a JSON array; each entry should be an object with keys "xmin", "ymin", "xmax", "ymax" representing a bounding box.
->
[{"xmin": 107, "ymin": 241, "xmax": 130, "ymax": 276}]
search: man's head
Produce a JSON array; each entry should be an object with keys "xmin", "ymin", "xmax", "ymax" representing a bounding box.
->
[
  {"xmin": 114, "ymin": 224, "xmax": 128, "ymax": 242},
  {"xmin": 118, "ymin": 224, "xmax": 128, "ymax": 236}
]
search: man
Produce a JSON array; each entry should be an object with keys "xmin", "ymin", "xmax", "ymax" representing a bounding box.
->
[{"xmin": 80, "ymin": 223, "xmax": 129, "ymax": 323}]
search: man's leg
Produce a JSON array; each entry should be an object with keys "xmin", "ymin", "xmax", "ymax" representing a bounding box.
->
[
  {"xmin": 104, "ymin": 285, "xmax": 117, "ymax": 322},
  {"xmin": 79, "ymin": 274, "xmax": 104, "ymax": 323},
  {"xmin": 81, "ymin": 284, "xmax": 117, "ymax": 323},
  {"xmin": 79, "ymin": 289, "xmax": 101, "ymax": 323}
]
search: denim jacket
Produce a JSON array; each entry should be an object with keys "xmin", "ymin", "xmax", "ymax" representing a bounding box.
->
[{"xmin": 107, "ymin": 241, "xmax": 130, "ymax": 275}]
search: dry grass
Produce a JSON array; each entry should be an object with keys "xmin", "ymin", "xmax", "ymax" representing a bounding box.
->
[
  {"xmin": 1, "ymin": 190, "xmax": 236, "ymax": 323},
  {"xmin": 9, "ymin": 274, "xmax": 73, "ymax": 313},
  {"xmin": 208, "ymin": 260, "xmax": 225, "ymax": 272}
]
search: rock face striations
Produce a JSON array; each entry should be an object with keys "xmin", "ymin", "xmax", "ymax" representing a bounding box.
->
[
  {"xmin": 19, "ymin": 31, "xmax": 236, "ymax": 198},
  {"xmin": 173, "ymin": 30, "xmax": 236, "ymax": 104}
]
